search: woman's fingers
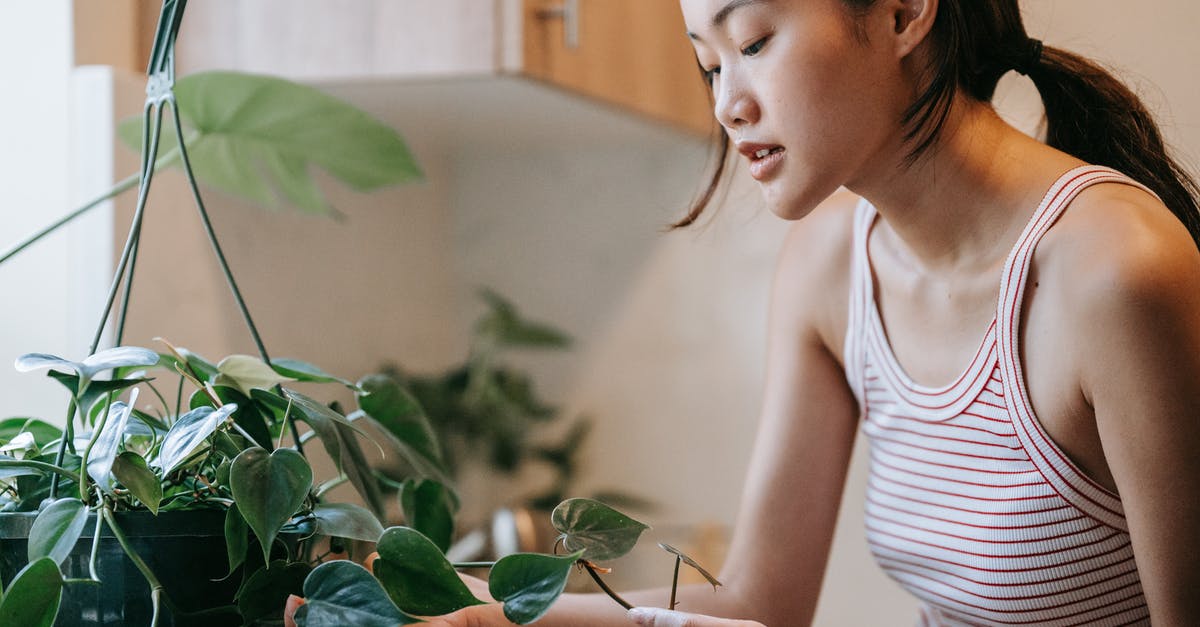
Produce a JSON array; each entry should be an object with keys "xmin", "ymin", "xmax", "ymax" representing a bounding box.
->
[
  {"xmin": 421, "ymin": 603, "xmax": 513, "ymax": 627},
  {"xmin": 627, "ymin": 607, "xmax": 766, "ymax": 627}
]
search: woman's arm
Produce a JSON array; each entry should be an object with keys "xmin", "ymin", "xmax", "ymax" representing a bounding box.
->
[
  {"xmin": 1065, "ymin": 191, "xmax": 1200, "ymax": 625},
  {"xmin": 428, "ymin": 196, "xmax": 864, "ymax": 627}
]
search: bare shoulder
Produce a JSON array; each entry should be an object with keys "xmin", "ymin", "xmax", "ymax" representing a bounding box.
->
[
  {"xmin": 771, "ymin": 189, "xmax": 860, "ymax": 359},
  {"xmin": 1042, "ymin": 182, "xmax": 1200, "ymax": 310},
  {"xmin": 1037, "ymin": 182, "xmax": 1200, "ymax": 378}
]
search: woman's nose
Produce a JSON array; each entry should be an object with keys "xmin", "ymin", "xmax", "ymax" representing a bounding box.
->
[{"xmin": 714, "ymin": 74, "xmax": 760, "ymax": 131}]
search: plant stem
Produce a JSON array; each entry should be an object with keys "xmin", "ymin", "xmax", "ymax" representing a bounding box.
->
[
  {"xmin": 101, "ymin": 506, "xmax": 165, "ymax": 624},
  {"xmin": 0, "ymin": 173, "xmax": 138, "ymax": 266},
  {"xmin": 452, "ymin": 562, "xmax": 496, "ymax": 569},
  {"xmin": 48, "ymin": 400, "xmax": 78, "ymax": 500},
  {"xmin": 581, "ymin": 561, "xmax": 633, "ymax": 610},
  {"xmin": 78, "ymin": 393, "xmax": 116, "ymax": 502},
  {"xmin": 3, "ymin": 458, "xmax": 81, "ymax": 485},
  {"xmin": 669, "ymin": 555, "xmax": 681, "ymax": 610},
  {"xmin": 88, "ymin": 495, "xmax": 106, "ymax": 582}
]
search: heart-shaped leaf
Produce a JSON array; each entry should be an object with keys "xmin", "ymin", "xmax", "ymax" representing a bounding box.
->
[
  {"xmin": 282, "ymin": 390, "xmax": 385, "ymax": 517},
  {"xmin": 551, "ymin": 498, "xmax": 649, "ymax": 562},
  {"xmin": 373, "ymin": 526, "xmax": 485, "ymax": 617},
  {"xmin": 224, "ymin": 504, "xmax": 249, "ymax": 575},
  {"xmin": 87, "ymin": 390, "xmax": 138, "ymax": 493},
  {"xmin": 0, "ymin": 557, "xmax": 63, "ymax": 627},
  {"xmin": 399, "ymin": 479, "xmax": 456, "ymax": 553},
  {"xmin": 488, "ymin": 551, "xmax": 583, "ymax": 625},
  {"xmin": 236, "ymin": 560, "xmax": 311, "ymax": 624},
  {"xmin": 118, "ymin": 71, "xmax": 421, "ymax": 216},
  {"xmin": 110, "ymin": 452, "xmax": 162, "ymax": 513},
  {"xmin": 271, "ymin": 358, "xmax": 352, "ymax": 387},
  {"xmin": 155, "ymin": 346, "xmax": 219, "ymax": 383},
  {"xmin": 312, "ymin": 503, "xmax": 384, "ymax": 543},
  {"xmin": 216, "ymin": 355, "xmax": 292, "ymax": 396},
  {"xmin": 16, "ymin": 347, "xmax": 158, "ymax": 385},
  {"xmin": 356, "ymin": 375, "xmax": 447, "ymax": 481},
  {"xmin": 295, "ymin": 561, "xmax": 416, "ymax": 626},
  {"xmin": 28, "ymin": 498, "xmax": 88, "ymax": 565},
  {"xmin": 230, "ymin": 448, "xmax": 313, "ymax": 563},
  {"xmin": 191, "ymin": 386, "xmax": 273, "ymax": 449},
  {"xmin": 157, "ymin": 404, "xmax": 236, "ymax": 474}
]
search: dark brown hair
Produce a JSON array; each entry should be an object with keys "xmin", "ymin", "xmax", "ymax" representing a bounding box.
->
[{"xmin": 675, "ymin": 0, "xmax": 1200, "ymax": 248}]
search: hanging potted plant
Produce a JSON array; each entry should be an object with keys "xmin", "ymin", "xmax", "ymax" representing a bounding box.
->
[{"xmin": 0, "ymin": 1, "xmax": 722, "ymax": 625}]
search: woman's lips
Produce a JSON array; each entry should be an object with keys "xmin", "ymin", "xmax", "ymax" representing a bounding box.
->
[{"xmin": 741, "ymin": 145, "xmax": 785, "ymax": 182}]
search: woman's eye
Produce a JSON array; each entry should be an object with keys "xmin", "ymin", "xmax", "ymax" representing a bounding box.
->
[{"xmin": 741, "ymin": 36, "xmax": 769, "ymax": 57}]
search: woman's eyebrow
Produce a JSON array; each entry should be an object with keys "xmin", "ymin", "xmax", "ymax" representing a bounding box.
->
[{"xmin": 687, "ymin": 0, "xmax": 770, "ymax": 40}]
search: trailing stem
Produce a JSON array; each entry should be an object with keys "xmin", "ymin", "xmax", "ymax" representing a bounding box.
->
[
  {"xmin": 581, "ymin": 560, "xmax": 633, "ymax": 610},
  {"xmin": 101, "ymin": 506, "xmax": 166, "ymax": 626},
  {"xmin": 669, "ymin": 555, "xmax": 681, "ymax": 610}
]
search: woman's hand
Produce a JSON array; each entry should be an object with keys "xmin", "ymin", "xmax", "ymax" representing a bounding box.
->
[{"xmin": 627, "ymin": 607, "xmax": 766, "ymax": 627}]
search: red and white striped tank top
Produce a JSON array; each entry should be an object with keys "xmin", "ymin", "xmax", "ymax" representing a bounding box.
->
[{"xmin": 843, "ymin": 166, "xmax": 1154, "ymax": 626}]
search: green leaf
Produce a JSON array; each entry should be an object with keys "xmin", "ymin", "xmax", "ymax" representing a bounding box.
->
[
  {"xmin": 44, "ymin": 372, "xmax": 149, "ymax": 422},
  {"xmin": 15, "ymin": 347, "xmax": 158, "ymax": 384},
  {"xmin": 312, "ymin": 503, "xmax": 384, "ymax": 543},
  {"xmin": 111, "ymin": 452, "xmax": 163, "ymax": 514},
  {"xmin": 157, "ymin": 404, "xmax": 236, "ymax": 474},
  {"xmin": 373, "ymin": 526, "xmax": 485, "ymax": 617},
  {"xmin": 236, "ymin": 560, "xmax": 311, "ymax": 624},
  {"xmin": 0, "ymin": 557, "xmax": 63, "ymax": 627},
  {"xmin": 356, "ymin": 375, "xmax": 447, "ymax": 481},
  {"xmin": 295, "ymin": 561, "xmax": 416, "ymax": 626},
  {"xmin": 192, "ymin": 386, "xmax": 273, "ymax": 449},
  {"xmin": 0, "ymin": 418, "xmax": 61, "ymax": 449},
  {"xmin": 86, "ymin": 393, "xmax": 136, "ymax": 493},
  {"xmin": 658, "ymin": 543, "xmax": 722, "ymax": 590},
  {"xmin": 550, "ymin": 498, "xmax": 650, "ymax": 562},
  {"xmin": 282, "ymin": 390, "xmax": 385, "ymax": 517},
  {"xmin": 224, "ymin": 504, "xmax": 249, "ymax": 575},
  {"xmin": 270, "ymin": 358, "xmax": 352, "ymax": 386},
  {"xmin": 476, "ymin": 289, "xmax": 571, "ymax": 349},
  {"xmin": 399, "ymin": 479, "xmax": 456, "ymax": 553},
  {"xmin": 118, "ymin": 71, "xmax": 422, "ymax": 216},
  {"xmin": 229, "ymin": 447, "xmax": 312, "ymax": 563},
  {"xmin": 155, "ymin": 348, "xmax": 219, "ymax": 383},
  {"xmin": 28, "ymin": 498, "xmax": 88, "ymax": 565},
  {"xmin": 489, "ymin": 551, "xmax": 582, "ymax": 625},
  {"xmin": 216, "ymin": 355, "xmax": 292, "ymax": 396},
  {"xmin": 0, "ymin": 455, "xmax": 47, "ymax": 480}
]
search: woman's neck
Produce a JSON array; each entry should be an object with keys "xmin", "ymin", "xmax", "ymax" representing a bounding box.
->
[{"xmin": 846, "ymin": 97, "xmax": 1083, "ymax": 275}]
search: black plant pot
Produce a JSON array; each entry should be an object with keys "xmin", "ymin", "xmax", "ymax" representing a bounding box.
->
[{"xmin": 0, "ymin": 509, "xmax": 244, "ymax": 627}]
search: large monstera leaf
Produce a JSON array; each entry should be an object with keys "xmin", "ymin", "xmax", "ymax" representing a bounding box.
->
[{"xmin": 118, "ymin": 71, "xmax": 422, "ymax": 216}]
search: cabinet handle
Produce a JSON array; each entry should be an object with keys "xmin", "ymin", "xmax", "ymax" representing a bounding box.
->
[{"xmin": 535, "ymin": 0, "xmax": 580, "ymax": 49}]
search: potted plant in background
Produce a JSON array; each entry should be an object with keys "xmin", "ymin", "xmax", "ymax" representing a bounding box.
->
[{"xmin": 0, "ymin": 1, "xmax": 721, "ymax": 625}]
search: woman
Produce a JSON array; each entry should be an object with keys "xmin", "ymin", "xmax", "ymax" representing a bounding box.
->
[{"xmin": 432, "ymin": 0, "xmax": 1200, "ymax": 624}]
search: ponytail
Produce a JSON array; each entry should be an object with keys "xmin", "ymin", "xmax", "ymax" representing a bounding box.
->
[
  {"xmin": 676, "ymin": 0, "xmax": 1200, "ymax": 244},
  {"xmin": 1027, "ymin": 46, "xmax": 1200, "ymax": 248}
]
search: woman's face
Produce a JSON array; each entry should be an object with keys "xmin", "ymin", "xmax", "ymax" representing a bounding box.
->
[{"xmin": 681, "ymin": 0, "xmax": 914, "ymax": 219}]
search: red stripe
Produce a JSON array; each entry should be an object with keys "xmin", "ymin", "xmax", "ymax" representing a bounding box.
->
[
  {"xmin": 867, "ymin": 322, "xmax": 997, "ymax": 409},
  {"xmin": 867, "ymin": 538, "xmax": 1133, "ymax": 574},
  {"xmin": 867, "ymin": 496, "xmax": 1087, "ymax": 530},
  {"xmin": 867, "ymin": 481, "xmax": 1071, "ymax": 517},
  {"xmin": 871, "ymin": 454, "xmax": 1045, "ymax": 489},
  {"xmin": 873, "ymin": 551, "xmax": 1136, "ymax": 588},
  {"xmin": 870, "ymin": 472, "xmax": 1059, "ymax": 503},
  {"xmin": 872, "ymin": 412, "xmax": 1019, "ymax": 439},
  {"xmin": 866, "ymin": 524, "xmax": 1121, "ymax": 559},
  {"xmin": 898, "ymin": 577, "xmax": 1144, "ymax": 621},
  {"xmin": 869, "ymin": 510, "xmax": 1103, "ymax": 545},
  {"xmin": 884, "ymin": 562, "xmax": 1140, "ymax": 602},
  {"xmin": 873, "ymin": 447, "xmax": 1038, "ymax": 475}
]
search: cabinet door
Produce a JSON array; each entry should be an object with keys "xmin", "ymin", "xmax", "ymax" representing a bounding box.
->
[{"xmin": 522, "ymin": 0, "xmax": 714, "ymax": 135}]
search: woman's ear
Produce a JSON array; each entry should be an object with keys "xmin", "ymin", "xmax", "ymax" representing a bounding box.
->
[{"xmin": 888, "ymin": 0, "xmax": 938, "ymax": 59}]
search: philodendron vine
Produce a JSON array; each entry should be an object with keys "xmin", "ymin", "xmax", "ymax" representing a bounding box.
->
[{"xmin": 0, "ymin": 345, "xmax": 719, "ymax": 626}]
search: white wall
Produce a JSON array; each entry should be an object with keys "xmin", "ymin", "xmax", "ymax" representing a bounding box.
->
[{"xmin": 0, "ymin": 3, "xmax": 112, "ymax": 424}]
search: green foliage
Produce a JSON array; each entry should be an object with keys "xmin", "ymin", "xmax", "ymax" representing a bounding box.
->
[
  {"xmin": 0, "ymin": 558, "xmax": 63, "ymax": 627},
  {"xmin": 373, "ymin": 526, "xmax": 485, "ymax": 616},
  {"xmin": 294, "ymin": 561, "xmax": 417, "ymax": 626},
  {"xmin": 229, "ymin": 447, "xmax": 313, "ymax": 563},
  {"xmin": 236, "ymin": 560, "xmax": 311, "ymax": 624},
  {"xmin": 117, "ymin": 71, "xmax": 422, "ymax": 217},
  {"xmin": 552, "ymin": 498, "xmax": 651, "ymax": 562},
  {"xmin": 398, "ymin": 478, "xmax": 456, "ymax": 553},
  {"xmin": 488, "ymin": 551, "xmax": 583, "ymax": 624},
  {"xmin": 27, "ymin": 499, "xmax": 88, "ymax": 565}
]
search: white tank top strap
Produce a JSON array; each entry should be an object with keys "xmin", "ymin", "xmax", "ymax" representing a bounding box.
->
[
  {"xmin": 996, "ymin": 165, "xmax": 1157, "ymax": 531},
  {"xmin": 843, "ymin": 197, "xmax": 878, "ymax": 414}
]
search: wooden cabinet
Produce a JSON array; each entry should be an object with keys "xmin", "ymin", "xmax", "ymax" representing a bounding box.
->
[
  {"xmin": 150, "ymin": 0, "xmax": 713, "ymax": 135},
  {"xmin": 520, "ymin": 0, "xmax": 712, "ymax": 134}
]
